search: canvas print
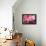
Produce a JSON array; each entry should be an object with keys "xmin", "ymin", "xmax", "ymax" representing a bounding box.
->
[{"xmin": 22, "ymin": 14, "xmax": 36, "ymax": 24}]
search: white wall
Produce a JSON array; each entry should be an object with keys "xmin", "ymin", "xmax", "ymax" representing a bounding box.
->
[
  {"xmin": 0, "ymin": 0, "xmax": 16, "ymax": 30},
  {"xmin": 41, "ymin": 0, "xmax": 46, "ymax": 46},
  {"xmin": 13, "ymin": 0, "xmax": 41, "ymax": 46}
]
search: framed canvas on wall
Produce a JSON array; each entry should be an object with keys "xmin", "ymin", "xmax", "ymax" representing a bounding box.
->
[{"xmin": 22, "ymin": 14, "xmax": 37, "ymax": 24}]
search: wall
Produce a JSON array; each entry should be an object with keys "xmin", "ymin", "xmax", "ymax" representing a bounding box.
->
[
  {"xmin": 0, "ymin": 0, "xmax": 16, "ymax": 30},
  {"xmin": 41, "ymin": 0, "xmax": 46, "ymax": 46},
  {"xmin": 0, "ymin": 0, "xmax": 17, "ymax": 38},
  {"xmin": 13, "ymin": 0, "xmax": 41, "ymax": 46}
]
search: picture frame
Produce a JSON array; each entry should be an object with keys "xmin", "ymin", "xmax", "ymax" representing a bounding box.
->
[{"xmin": 22, "ymin": 14, "xmax": 37, "ymax": 24}]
